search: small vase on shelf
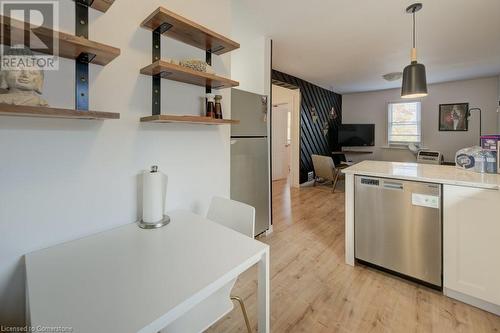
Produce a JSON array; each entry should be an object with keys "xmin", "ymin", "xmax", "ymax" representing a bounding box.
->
[
  {"xmin": 214, "ymin": 95, "xmax": 223, "ymax": 119},
  {"xmin": 206, "ymin": 93, "xmax": 215, "ymax": 118}
]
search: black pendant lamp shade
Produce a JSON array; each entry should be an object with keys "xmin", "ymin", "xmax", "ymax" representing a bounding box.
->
[
  {"xmin": 401, "ymin": 3, "xmax": 428, "ymax": 98},
  {"xmin": 402, "ymin": 61, "xmax": 427, "ymax": 98}
]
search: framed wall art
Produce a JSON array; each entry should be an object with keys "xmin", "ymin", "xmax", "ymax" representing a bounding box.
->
[{"xmin": 439, "ymin": 103, "xmax": 469, "ymax": 131}]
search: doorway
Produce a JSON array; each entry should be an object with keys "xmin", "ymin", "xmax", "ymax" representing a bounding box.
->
[
  {"xmin": 271, "ymin": 84, "xmax": 300, "ymax": 188},
  {"xmin": 272, "ymin": 105, "xmax": 291, "ymax": 181}
]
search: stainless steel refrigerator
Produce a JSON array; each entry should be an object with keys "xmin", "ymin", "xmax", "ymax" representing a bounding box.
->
[{"xmin": 231, "ymin": 88, "xmax": 270, "ymax": 236}]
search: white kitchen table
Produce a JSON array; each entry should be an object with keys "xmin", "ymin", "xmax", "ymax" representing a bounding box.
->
[{"xmin": 25, "ymin": 210, "xmax": 270, "ymax": 333}]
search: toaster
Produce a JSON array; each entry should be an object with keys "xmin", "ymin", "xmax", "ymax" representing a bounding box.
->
[{"xmin": 417, "ymin": 151, "xmax": 443, "ymax": 165}]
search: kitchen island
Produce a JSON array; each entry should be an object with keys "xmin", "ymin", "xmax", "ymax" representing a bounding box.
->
[{"xmin": 343, "ymin": 160, "xmax": 500, "ymax": 315}]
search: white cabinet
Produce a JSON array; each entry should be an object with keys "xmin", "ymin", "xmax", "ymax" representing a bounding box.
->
[{"xmin": 443, "ymin": 185, "xmax": 500, "ymax": 309}]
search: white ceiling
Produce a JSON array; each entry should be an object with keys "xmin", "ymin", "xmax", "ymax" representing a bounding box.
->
[{"xmin": 238, "ymin": 0, "xmax": 500, "ymax": 94}]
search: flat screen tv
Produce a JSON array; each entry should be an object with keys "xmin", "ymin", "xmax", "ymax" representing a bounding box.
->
[{"xmin": 338, "ymin": 124, "xmax": 375, "ymax": 147}]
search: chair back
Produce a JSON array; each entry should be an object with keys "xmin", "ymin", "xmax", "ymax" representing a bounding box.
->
[
  {"xmin": 207, "ymin": 197, "xmax": 255, "ymax": 238},
  {"xmin": 164, "ymin": 197, "xmax": 254, "ymax": 333},
  {"xmin": 311, "ymin": 154, "xmax": 336, "ymax": 181}
]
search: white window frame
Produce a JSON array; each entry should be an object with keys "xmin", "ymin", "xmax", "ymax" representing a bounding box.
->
[{"xmin": 387, "ymin": 100, "xmax": 422, "ymax": 146}]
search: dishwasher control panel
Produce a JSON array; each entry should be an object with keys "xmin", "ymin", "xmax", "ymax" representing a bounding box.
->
[{"xmin": 360, "ymin": 178, "xmax": 380, "ymax": 186}]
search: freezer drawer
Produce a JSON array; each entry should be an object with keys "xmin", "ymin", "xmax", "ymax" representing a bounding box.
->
[
  {"xmin": 354, "ymin": 176, "xmax": 442, "ymax": 287},
  {"xmin": 231, "ymin": 137, "xmax": 270, "ymax": 235}
]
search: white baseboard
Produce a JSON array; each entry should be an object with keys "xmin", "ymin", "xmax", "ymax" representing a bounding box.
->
[{"xmin": 444, "ymin": 288, "xmax": 500, "ymax": 316}]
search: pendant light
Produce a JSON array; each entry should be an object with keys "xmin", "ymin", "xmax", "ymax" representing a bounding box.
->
[{"xmin": 401, "ymin": 3, "xmax": 428, "ymax": 98}]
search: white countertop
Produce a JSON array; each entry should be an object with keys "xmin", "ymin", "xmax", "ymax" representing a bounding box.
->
[{"xmin": 342, "ymin": 160, "xmax": 500, "ymax": 190}]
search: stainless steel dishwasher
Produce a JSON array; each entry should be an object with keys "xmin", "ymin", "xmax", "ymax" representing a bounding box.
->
[{"xmin": 355, "ymin": 176, "xmax": 442, "ymax": 288}]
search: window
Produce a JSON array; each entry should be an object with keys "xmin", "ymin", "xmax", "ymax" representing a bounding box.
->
[{"xmin": 388, "ymin": 101, "xmax": 422, "ymax": 145}]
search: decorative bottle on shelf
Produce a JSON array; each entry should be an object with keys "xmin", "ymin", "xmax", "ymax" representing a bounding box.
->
[
  {"xmin": 206, "ymin": 93, "xmax": 215, "ymax": 118},
  {"xmin": 214, "ymin": 95, "xmax": 223, "ymax": 119}
]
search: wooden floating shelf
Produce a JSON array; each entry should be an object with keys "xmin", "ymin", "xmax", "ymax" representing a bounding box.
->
[
  {"xmin": 141, "ymin": 7, "xmax": 240, "ymax": 55},
  {"xmin": 0, "ymin": 16, "xmax": 120, "ymax": 66},
  {"xmin": 0, "ymin": 104, "xmax": 120, "ymax": 120},
  {"xmin": 90, "ymin": 0, "xmax": 115, "ymax": 13},
  {"xmin": 141, "ymin": 115, "xmax": 239, "ymax": 125},
  {"xmin": 140, "ymin": 60, "xmax": 239, "ymax": 89}
]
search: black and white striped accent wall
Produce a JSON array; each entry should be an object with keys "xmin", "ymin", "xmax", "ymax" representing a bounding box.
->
[{"xmin": 272, "ymin": 70, "xmax": 342, "ymax": 183}]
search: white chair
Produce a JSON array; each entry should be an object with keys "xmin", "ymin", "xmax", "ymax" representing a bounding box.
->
[
  {"xmin": 162, "ymin": 197, "xmax": 255, "ymax": 333},
  {"xmin": 311, "ymin": 154, "xmax": 349, "ymax": 193}
]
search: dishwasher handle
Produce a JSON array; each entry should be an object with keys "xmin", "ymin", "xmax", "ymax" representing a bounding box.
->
[{"xmin": 383, "ymin": 181, "xmax": 404, "ymax": 190}]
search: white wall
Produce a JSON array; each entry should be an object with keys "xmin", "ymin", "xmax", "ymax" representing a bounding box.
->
[
  {"xmin": 231, "ymin": 1, "xmax": 271, "ymax": 97},
  {"xmin": 231, "ymin": 35, "xmax": 270, "ymax": 96},
  {"xmin": 272, "ymin": 85, "xmax": 300, "ymax": 187},
  {"xmin": 0, "ymin": 0, "xmax": 237, "ymax": 325},
  {"xmin": 343, "ymin": 77, "xmax": 499, "ymax": 163}
]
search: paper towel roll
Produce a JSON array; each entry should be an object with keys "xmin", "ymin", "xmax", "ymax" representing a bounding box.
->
[{"xmin": 142, "ymin": 167, "xmax": 164, "ymax": 223}]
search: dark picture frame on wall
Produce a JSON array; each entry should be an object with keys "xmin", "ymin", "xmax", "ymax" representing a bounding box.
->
[{"xmin": 439, "ymin": 103, "xmax": 469, "ymax": 131}]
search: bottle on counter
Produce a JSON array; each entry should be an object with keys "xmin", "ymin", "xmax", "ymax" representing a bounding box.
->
[
  {"xmin": 485, "ymin": 150, "xmax": 497, "ymax": 174},
  {"xmin": 474, "ymin": 150, "xmax": 486, "ymax": 173},
  {"xmin": 206, "ymin": 93, "xmax": 215, "ymax": 118},
  {"xmin": 214, "ymin": 95, "xmax": 223, "ymax": 119}
]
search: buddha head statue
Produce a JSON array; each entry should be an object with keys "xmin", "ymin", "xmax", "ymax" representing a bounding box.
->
[
  {"xmin": 0, "ymin": 46, "xmax": 48, "ymax": 106},
  {"xmin": 0, "ymin": 68, "xmax": 44, "ymax": 94}
]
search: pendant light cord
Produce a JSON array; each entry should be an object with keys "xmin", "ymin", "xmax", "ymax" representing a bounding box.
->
[
  {"xmin": 413, "ymin": 12, "xmax": 416, "ymax": 49},
  {"xmin": 410, "ymin": 8, "xmax": 417, "ymax": 62}
]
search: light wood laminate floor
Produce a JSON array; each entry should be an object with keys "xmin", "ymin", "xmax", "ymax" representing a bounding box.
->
[{"xmin": 207, "ymin": 179, "xmax": 500, "ymax": 332}]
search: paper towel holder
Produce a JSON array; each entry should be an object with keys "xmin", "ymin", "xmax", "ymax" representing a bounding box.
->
[
  {"xmin": 137, "ymin": 165, "xmax": 170, "ymax": 229},
  {"xmin": 137, "ymin": 215, "xmax": 171, "ymax": 229}
]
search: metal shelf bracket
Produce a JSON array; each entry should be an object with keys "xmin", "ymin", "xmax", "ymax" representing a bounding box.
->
[
  {"xmin": 74, "ymin": 0, "xmax": 93, "ymax": 110},
  {"xmin": 151, "ymin": 23, "xmax": 173, "ymax": 115}
]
